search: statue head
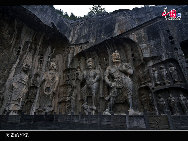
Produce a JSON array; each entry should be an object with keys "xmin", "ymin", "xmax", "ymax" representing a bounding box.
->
[
  {"xmin": 86, "ymin": 58, "xmax": 94, "ymax": 69},
  {"xmin": 152, "ymin": 67, "xmax": 156, "ymax": 72},
  {"xmin": 169, "ymin": 94, "xmax": 173, "ymax": 98},
  {"xmin": 169, "ymin": 63, "xmax": 175, "ymax": 68},
  {"xmin": 112, "ymin": 50, "xmax": 121, "ymax": 63},
  {"xmin": 49, "ymin": 58, "xmax": 57, "ymax": 71},
  {"xmin": 22, "ymin": 63, "xmax": 30, "ymax": 73},
  {"xmin": 160, "ymin": 65, "xmax": 165, "ymax": 70},
  {"xmin": 77, "ymin": 66, "xmax": 81, "ymax": 71},
  {"xmin": 180, "ymin": 94, "xmax": 184, "ymax": 98},
  {"xmin": 158, "ymin": 94, "xmax": 162, "ymax": 99}
]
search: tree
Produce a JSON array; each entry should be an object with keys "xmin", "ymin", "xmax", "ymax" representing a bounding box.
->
[
  {"xmin": 69, "ymin": 12, "xmax": 77, "ymax": 20},
  {"xmin": 63, "ymin": 12, "xmax": 69, "ymax": 19},
  {"xmin": 88, "ymin": 5, "xmax": 106, "ymax": 16}
]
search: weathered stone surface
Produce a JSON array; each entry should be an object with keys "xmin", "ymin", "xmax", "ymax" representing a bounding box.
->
[{"xmin": 0, "ymin": 5, "xmax": 187, "ymax": 121}]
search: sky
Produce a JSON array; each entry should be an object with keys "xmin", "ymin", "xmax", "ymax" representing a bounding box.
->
[{"xmin": 53, "ymin": 5, "xmax": 146, "ymax": 17}]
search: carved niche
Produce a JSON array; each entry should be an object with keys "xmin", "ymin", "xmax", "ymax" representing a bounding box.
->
[
  {"xmin": 8, "ymin": 63, "xmax": 30, "ymax": 115},
  {"xmin": 37, "ymin": 58, "xmax": 59, "ymax": 114},
  {"xmin": 150, "ymin": 59, "xmax": 185, "ymax": 89},
  {"xmin": 155, "ymin": 88, "xmax": 188, "ymax": 115},
  {"xmin": 138, "ymin": 87, "xmax": 154, "ymax": 113},
  {"xmin": 23, "ymin": 72, "xmax": 40, "ymax": 114}
]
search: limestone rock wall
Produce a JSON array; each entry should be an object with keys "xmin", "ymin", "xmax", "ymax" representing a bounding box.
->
[
  {"xmin": 0, "ymin": 5, "xmax": 187, "ymax": 116},
  {"xmin": 0, "ymin": 6, "xmax": 69, "ymax": 115}
]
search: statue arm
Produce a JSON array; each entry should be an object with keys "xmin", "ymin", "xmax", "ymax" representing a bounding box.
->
[
  {"xmin": 93, "ymin": 70, "xmax": 100, "ymax": 83},
  {"xmin": 42, "ymin": 73, "xmax": 47, "ymax": 83},
  {"xmin": 78, "ymin": 70, "xmax": 83, "ymax": 81},
  {"xmin": 104, "ymin": 67, "xmax": 113, "ymax": 87},
  {"xmin": 121, "ymin": 63, "xmax": 133, "ymax": 75},
  {"xmin": 53, "ymin": 75, "xmax": 59, "ymax": 92}
]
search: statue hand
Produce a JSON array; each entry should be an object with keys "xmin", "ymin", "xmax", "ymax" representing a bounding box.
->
[
  {"xmin": 89, "ymin": 80, "xmax": 95, "ymax": 85},
  {"xmin": 110, "ymin": 82, "xmax": 116, "ymax": 87}
]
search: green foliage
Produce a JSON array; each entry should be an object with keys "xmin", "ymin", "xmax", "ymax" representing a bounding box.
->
[
  {"xmin": 55, "ymin": 9, "xmax": 80, "ymax": 21},
  {"xmin": 69, "ymin": 13, "xmax": 78, "ymax": 20},
  {"xmin": 88, "ymin": 5, "xmax": 106, "ymax": 16},
  {"xmin": 54, "ymin": 5, "xmax": 106, "ymax": 21}
]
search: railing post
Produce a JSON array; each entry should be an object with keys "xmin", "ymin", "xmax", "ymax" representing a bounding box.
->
[
  {"xmin": 165, "ymin": 110, "xmax": 174, "ymax": 130},
  {"xmin": 71, "ymin": 112, "xmax": 74, "ymax": 122},
  {"xmin": 53, "ymin": 112, "xmax": 56, "ymax": 122},
  {"xmin": 126, "ymin": 112, "xmax": 130, "ymax": 130},
  {"xmin": 111, "ymin": 112, "xmax": 114, "ymax": 128},
  {"xmin": 0, "ymin": 114, "xmax": 2, "ymax": 129},
  {"xmin": 20, "ymin": 112, "xmax": 24, "ymax": 123},
  {"xmin": 33, "ymin": 112, "xmax": 36, "ymax": 122},
  {"xmin": 88, "ymin": 112, "xmax": 91, "ymax": 124},
  {"xmin": 98, "ymin": 112, "xmax": 101, "ymax": 129},
  {"xmin": 44, "ymin": 112, "xmax": 47, "ymax": 121},
  {"xmin": 144, "ymin": 110, "xmax": 150, "ymax": 130},
  {"xmin": 6, "ymin": 112, "xmax": 9, "ymax": 124}
]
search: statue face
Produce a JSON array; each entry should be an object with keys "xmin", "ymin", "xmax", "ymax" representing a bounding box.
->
[
  {"xmin": 169, "ymin": 63, "xmax": 175, "ymax": 68},
  {"xmin": 160, "ymin": 65, "xmax": 165, "ymax": 70},
  {"xmin": 112, "ymin": 50, "xmax": 121, "ymax": 63},
  {"xmin": 49, "ymin": 59, "xmax": 57, "ymax": 70},
  {"xmin": 152, "ymin": 67, "xmax": 156, "ymax": 72},
  {"xmin": 87, "ymin": 58, "xmax": 93, "ymax": 69},
  {"xmin": 22, "ymin": 64, "xmax": 30, "ymax": 73}
]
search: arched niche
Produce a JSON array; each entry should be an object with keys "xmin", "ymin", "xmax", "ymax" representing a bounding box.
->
[
  {"xmin": 154, "ymin": 87, "xmax": 188, "ymax": 115},
  {"xmin": 138, "ymin": 86, "xmax": 155, "ymax": 113},
  {"xmin": 67, "ymin": 37, "xmax": 144, "ymax": 114}
]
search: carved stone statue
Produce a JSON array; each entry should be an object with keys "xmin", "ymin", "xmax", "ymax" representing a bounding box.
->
[
  {"xmin": 157, "ymin": 94, "xmax": 166, "ymax": 115},
  {"xmin": 82, "ymin": 102, "xmax": 96, "ymax": 115},
  {"xmin": 151, "ymin": 67, "xmax": 160, "ymax": 86},
  {"xmin": 8, "ymin": 64, "xmax": 30, "ymax": 115},
  {"xmin": 159, "ymin": 65, "xmax": 170, "ymax": 85},
  {"xmin": 103, "ymin": 108, "xmax": 111, "ymax": 115},
  {"xmin": 43, "ymin": 58, "xmax": 59, "ymax": 95},
  {"xmin": 169, "ymin": 63, "xmax": 181, "ymax": 84},
  {"xmin": 40, "ymin": 58, "xmax": 59, "ymax": 114},
  {"xmin": 179, "ymin": 94, "xmax": 188, "ymax": 115},
  {"xmin": 81, "ymin": 58, "xmax": 100, "ymax": 115},
  {"xmin": 167, "ymin": 94, "xmax": 179, "ymax": 115},
  {"xmin": 104, "ymin": 50, "xmax": 134, "ymax": 114},
  {"xmin": 74, "ymin": 66, "xmax": 82, "ymax": 113},
  {"xmin": 24, "ymin": 72, "xmax": 40, "ymax": 114},
  {"xmin": 140, "ymin": 93, "xmax": 150, "ymax": 112},
  {"xmin": 67, "ymin": 47, "xmax": 74, "ymax": 68},
  {"xmin": 66, "ymin": 85, "xmax": 76, "ymax": 114}
]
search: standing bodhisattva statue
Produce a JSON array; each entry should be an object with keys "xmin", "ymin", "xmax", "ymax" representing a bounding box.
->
[
  {"xmin": 81, "ymin": 58, "xmax": 100, "ymax": 115},
  {"xmin": 8, "ymin": 64, "xmax": 30, "ymax": 115},
  {"xmin": 42, "ymin": 58, "xmax": 59, "ymax": 113},
  {"xmin": 104, "ymin": 50, "xmax": 134, "ymax": 115}
]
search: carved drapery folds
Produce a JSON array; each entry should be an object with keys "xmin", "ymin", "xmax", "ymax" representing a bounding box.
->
[
  {"xmin": 37, "ymin": 58, "xmax": 59, "ymax": 114},
  {"xmin": 79, "ymin": 58, "xmax": 101, "ymax": 115}
]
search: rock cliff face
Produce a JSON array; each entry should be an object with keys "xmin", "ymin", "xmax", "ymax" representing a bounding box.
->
[{"xmin": 0, "ymin": 5, "xmax": 187, "ymax": 116}]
